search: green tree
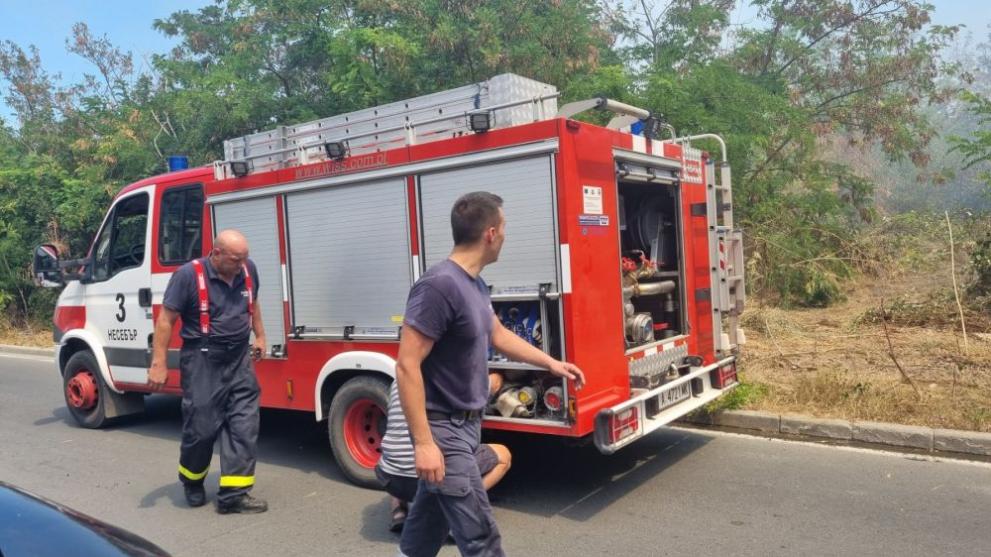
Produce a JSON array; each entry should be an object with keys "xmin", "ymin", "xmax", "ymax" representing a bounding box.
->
[
  {"xmin": 0, "ymin": 27, "xmax": 140, "ymax": 323},
  {"xmin": 605, "ymin": 0, "xmax": 734, "ymax": 71},
  {"xmin": 950, "ymin": 91, "xmax": 991, "ymax": 188},
  {"xmin": 149, "ymin": 0, "xmax": 620, "ymax": 161},
  {"xmin": 0, "ymin": 125, "xmax": 113, "ymax": 322},
  {"xmin": 949, "ymin": 89, "xmax": 991, "ymax": 297}
]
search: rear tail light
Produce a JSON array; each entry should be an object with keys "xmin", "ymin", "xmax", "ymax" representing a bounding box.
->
[
  {"xmin": 608, "ymin": 407, "xmax": 639, "ymax": 444},
  {"xmin": 711, "ymin": 362, "xmax": 738, "ymax": 388}
]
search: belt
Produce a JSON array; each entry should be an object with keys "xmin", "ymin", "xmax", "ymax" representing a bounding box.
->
[
  {"xmin": 426, "ymin": 409, "xmax": 482, "ymax": 422},
  {"xmin": 182, "ymin": 337, "xmax": 249, "ymax": 350}
]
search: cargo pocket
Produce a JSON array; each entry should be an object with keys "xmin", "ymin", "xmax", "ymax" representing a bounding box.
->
[{"xmin": 426, "ymin": 474, "xmax": 490, "ymax": 542}]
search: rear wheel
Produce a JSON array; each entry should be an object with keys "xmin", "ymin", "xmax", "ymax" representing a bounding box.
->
[
  {"xmin": 328, "ymin": 375, "xmax": 390, "ymax": 488},
  {"xmin": 63, "ymin": 351, "xmax": 110, "ymax": 429}
]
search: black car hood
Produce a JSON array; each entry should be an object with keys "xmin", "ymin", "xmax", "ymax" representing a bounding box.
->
[{"xmin": 0, "ymin": 482, "xmax": 170, "ymax": 556}]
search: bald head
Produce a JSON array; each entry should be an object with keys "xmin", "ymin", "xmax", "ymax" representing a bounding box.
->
[
  {"xmin": 210, "ymin": 229, "xmax": 249, "ymax": 277},
  {"xmin": 215, "ymin": 229, "xmax": 248, "ymax": 252}
]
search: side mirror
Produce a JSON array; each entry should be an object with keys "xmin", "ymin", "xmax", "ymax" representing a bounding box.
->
[{"xmin": 32, "ymin": 244, "xmax": 64, "ymax": 287}]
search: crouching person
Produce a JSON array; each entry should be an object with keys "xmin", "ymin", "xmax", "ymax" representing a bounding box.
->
[{"xmin": 376, "ymin": 374, "xmax": 511, "ymax": 532}]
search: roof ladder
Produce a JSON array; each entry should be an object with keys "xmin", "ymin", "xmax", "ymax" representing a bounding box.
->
[{"xmin": 214, "ymin": 73, "xmax": 559, "ymax": 180}]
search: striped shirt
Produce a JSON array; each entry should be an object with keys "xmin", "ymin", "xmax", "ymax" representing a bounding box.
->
[{"xmin": 378, "ymin": 380, "xmax": 416, "ymax": 478}]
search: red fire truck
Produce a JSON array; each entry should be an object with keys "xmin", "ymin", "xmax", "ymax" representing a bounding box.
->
[{"xmin": 33, "ymin": 74, "xmax": 746, "ymax": 487}]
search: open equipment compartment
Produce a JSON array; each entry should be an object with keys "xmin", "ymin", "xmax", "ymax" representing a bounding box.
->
[
  {"xmin": 487, "ymin": 291, "xmax": 570, "ymax": 425},
  {"xmin": 617, "ymin": 178, "xmax": 686, "ymax": 349}
]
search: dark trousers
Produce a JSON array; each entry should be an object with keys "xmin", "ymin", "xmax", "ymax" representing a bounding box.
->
[
  {"xmin": 177, "ymin": 341, "xmax": 260, "ymax": 504},
  {"xmin": 399, "ymin": 417, "xmax": 503, "ymax": 557},
  {"xmin": 376, "ymin": 465, "xmax": 419, "ymax": 503}
]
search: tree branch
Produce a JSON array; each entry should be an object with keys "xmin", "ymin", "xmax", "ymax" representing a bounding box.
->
[
  {"xmin": 809, "ymin": 77, "xmax": 905, "ymax": 112},
  {"xmin": 638, "ymin": 0, "xmax": 660, "ymax": 42},
  {"xmin": 774, "ymin": 1, "xmax": 902, "ymax": 77},
  {"xmin": 760, "ymin": 17, "xmax": 785, "ymax": 76},
  {"xmin": 878, "ymin": 298, "xmax": 922, "ymax": 399},
  {"xmin": 743, "ymin": 134, "xmax": 795, "ymax": 188}
]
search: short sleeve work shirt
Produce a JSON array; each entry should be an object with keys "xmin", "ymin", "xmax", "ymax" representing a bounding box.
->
[
  {"xmin": 162, "ymin": 257, "xmax": 260, "ymax": 342},
  {"xmin": 403, "ymin": 259, "xmax": 493, "ymax": 413}
]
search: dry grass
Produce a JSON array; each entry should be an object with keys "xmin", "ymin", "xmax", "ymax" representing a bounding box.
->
[
  {"xmin": 0, "ymin": 321, "xmax": 53, "ymax": 347},
  {"xmin": 738, "ymin": 273, "xmax": 991, "ymax": 432}
]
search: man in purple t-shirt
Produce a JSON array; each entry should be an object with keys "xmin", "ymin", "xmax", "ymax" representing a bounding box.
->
[{"xmin": 396, "ymin": 191, "xmax": 585, "ymax": 557}]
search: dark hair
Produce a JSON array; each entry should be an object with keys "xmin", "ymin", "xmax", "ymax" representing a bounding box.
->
[{"xmin": 450, "ymin": 191, "xmax": 504, "ymax": 246}]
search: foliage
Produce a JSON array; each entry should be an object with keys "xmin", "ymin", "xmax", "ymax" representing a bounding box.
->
[
  {"xmin": 970, "ymin": 227, "xmax": 991, "ymax": 298},
  {"xmin": 705, "ymin": 375, "xmax": 769, "ymax": 411},
  {"xmin": 148, "ymin": 0, "xmax": 619, "ymax": 162},
  {"xmin": 0, "ymin": 126, "xmax": 110, "ymax": 323},
  {"xmin": 949, "ymin": 90, "xmax": 991, "ymax": 191}
]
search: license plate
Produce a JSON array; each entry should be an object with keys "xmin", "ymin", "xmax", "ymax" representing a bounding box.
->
[{"xmin": 658, "ymin": 382, "xmax": 692, "ymax": 411}]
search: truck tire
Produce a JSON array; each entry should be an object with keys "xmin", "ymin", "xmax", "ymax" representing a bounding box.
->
[
  {"xmin": 328, "ymin": 375, "xmax": 390, "ymax": 488},
  {"xmin": 62, "ymin": 351, "xmax": 110, "ymax": 429}
]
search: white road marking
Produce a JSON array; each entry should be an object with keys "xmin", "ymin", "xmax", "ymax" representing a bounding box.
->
[
  {"xmin": 0, "ymin": 352, "xmax": 52, "ymax": 363},
  {"xmin": 674, "ymin": 426, "xmax": 991, "ymax": 469}
]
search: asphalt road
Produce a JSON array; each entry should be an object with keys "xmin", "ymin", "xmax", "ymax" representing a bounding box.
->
[{"xmin": 1, "ymin": 351, "xmax": 990, "ymax": 557}]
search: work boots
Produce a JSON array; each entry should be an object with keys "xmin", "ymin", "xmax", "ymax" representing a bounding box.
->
[
  {"xmin": 184, "ymin": 483, "xmax": 206, "ymax": 507},
  {"xmin": 216, "ymin": 493, "xmax": 269, "ymax": 514}
]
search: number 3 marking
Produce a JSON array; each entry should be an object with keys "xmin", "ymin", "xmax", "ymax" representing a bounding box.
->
[{"xmin": 115, "ymin": 293, "xmax": 126, "ymax": 322}]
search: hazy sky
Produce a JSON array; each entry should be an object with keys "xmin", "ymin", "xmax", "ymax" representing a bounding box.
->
[
  {"xmin": 0, "ymin": 0, "xmax": 987, "ymax": 122},
  {"xmin": 730, "ymin": 0, "xmax": 990, "ymax": 33}
]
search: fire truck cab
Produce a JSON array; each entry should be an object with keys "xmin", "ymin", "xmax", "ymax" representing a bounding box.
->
[{"xmin": 33, "ymin": 74, "xmax": 746, "ymax": 488}]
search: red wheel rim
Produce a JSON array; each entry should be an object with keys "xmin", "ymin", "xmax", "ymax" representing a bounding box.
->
[
  {"xmin": 67, "ymin": 370, "xmax": 99, "ymax": 410},
  {"xmin": 342, "ymin": 398, "xmax": 385, "ymax": 469}
]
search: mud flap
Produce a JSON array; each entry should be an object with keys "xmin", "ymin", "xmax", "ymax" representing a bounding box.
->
[{"xmin": 103, "ymin": 390, "xmax": 145, "ymax": 418}]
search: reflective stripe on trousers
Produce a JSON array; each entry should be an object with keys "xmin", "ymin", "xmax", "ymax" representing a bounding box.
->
[
  {"xmin": 179, "ymin": 464, "xmax": 209, "ymax": 481},
  {"xmin": 219, "ymin": 475, "xmax": 255, "ymax": 488}
]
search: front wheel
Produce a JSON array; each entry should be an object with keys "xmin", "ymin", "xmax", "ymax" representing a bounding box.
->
[
  {"xmin": 63, "ymin": 351, "xmax": 110, "ymax": 428},
  {"xmin": 328, "ymin": 375, "xmax": 390, "ymax": 488}
]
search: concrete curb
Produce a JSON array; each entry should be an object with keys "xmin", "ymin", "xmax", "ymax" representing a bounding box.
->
[
  {"xmin": 680, "ymin": 409, "xmax": 991, "ymax": 459},
  {"xmin": 0, "ymin": 344, "xmax": 55, "ymax": 357}
]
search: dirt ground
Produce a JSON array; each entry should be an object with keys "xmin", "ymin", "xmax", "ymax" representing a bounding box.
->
[{"xmin": 736, "ymin": 270, "xmax": 991, "ymax": 432}]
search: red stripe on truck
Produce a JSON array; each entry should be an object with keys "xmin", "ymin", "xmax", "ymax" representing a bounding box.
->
[{"xmin": 54, "ymin": 305, "xmax": 86, "ymax": 332}]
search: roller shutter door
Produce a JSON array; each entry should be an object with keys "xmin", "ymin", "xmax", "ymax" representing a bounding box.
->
[
  {"xmin": 419, "ymin": 155, "xmax": 557, "ymax": 291},
  {"xmin": 286, "ymin": 178, "xmax": 411, "ymax": 336}
]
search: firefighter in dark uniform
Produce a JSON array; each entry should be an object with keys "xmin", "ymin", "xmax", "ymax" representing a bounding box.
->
[{"xmin": 148, "ymin": 229, "xmax": 268, "ymax": 514}]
